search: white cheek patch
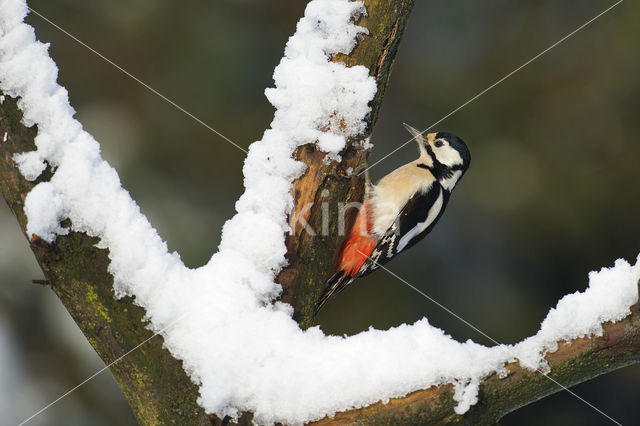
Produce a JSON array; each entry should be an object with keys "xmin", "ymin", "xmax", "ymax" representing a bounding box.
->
[
  {"xmin": 396, "ymin": 188, "xmax": 444, "ymax": 252},
  {"xmin": 435, "ymin": 145, "xmax": 463, "ymax": 168}
]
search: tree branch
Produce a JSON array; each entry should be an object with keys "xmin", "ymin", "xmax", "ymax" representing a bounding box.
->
[
  {"xmin": 0, "ymin": 0, "xmax": 417, "ymax": 423},
  {"xmin": 3, "ymin": 1, "xmax": 637, "ymax": 425},
  {"xmin": 277, "ymin": 0, "xmax": 416, "ymax": 328},
  {"xmin": 310, "ymin": 292, "xmax": 640, "ymax": 425},
  {"xmin": 0, "ymin": 95, "xmax": 213, "ymax": 425}
]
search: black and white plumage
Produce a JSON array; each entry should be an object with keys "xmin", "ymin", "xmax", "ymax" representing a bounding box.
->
[
  {"xmin": 316, "ymin": 123, "xmax": 471, "ymax": 313},
  {"xmin": 358, "ymin": 181, "xmax": 449, "ymax": 277}
]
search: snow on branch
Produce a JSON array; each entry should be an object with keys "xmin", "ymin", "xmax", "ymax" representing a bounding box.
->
[{"xmin": 0, "ymin": 0, "xmax": 638, "ymax": 424}]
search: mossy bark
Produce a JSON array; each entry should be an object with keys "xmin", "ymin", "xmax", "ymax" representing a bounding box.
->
[{"xmin": 0, "ymin": 95, "xmax": 212, "ymax": 425}]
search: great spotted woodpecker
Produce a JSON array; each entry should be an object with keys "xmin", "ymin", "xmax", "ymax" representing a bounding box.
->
[{"xmin": 316, "ymin": 124, "xmax": 471, "ymax": 313}]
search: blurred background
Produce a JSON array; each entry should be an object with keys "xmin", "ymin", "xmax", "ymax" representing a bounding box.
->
[{"xmin": 1, "ymin": 0, "xmax": 638, "ymax": 424}]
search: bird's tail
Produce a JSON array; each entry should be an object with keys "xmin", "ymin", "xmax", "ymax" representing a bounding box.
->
[
  {"xmin": 315, "ymin": 204, "xmax": 376, "ymax": 315},
  {"xmin": 315, "ymin": 270, "xmax": 354, "ymax": 315}
]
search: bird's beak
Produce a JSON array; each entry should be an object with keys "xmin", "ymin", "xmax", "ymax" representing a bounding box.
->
[
  {"xmin": 403, "ymin": 123, "xmax": 430, "ymax": 158},
  {"xmin": 403, "ymin": 123, "xmax": 425, "ymax": 143}
]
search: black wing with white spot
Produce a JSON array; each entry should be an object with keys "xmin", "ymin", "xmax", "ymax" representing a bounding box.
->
[{"xmin": 356, "ymin": 183, "xmax": 449, "ymax": 278}]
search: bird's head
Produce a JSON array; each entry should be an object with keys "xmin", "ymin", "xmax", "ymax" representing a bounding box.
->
[{"xmin": 403, "ymin": 123, "xmax": 471, "ymax": 187}]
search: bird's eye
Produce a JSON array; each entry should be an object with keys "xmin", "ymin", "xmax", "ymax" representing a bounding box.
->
[{"xmin": 434, "ymin": 140, "xmax": 444, "ymax": 148}]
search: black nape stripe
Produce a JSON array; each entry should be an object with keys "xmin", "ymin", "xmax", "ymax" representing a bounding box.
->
[
  {"xmin": 418, "ymin": 145, "xmax": 468, "ymax": 180},
  {"xmin": 422, "ymin": 145, "xmax": 452, "ymax": 180}
]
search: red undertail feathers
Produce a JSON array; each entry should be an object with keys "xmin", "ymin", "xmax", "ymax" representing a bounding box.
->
[{"xmin": 316, "ymin": 203, "xmax": 376, "ymax": 314}]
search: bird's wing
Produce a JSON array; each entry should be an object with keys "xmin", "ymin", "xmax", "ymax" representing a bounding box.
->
[
  {"xmin": 357, "ymin": 183, "xmax": 447, "ymax": 277},
  {"xmin": 315, "ymin": 183, "xmax": 448, "ymax": 314}
]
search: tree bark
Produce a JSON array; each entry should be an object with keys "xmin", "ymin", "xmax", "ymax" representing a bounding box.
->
[
  {"xmin": 0, "ymin": 95, "xmax": 213, "ymax": 425},
  {"xmin": 277, "ymin": 0, "xmax": 417, "ymax": 328},
  {"xmin": 2, "ymin": 1, "xmax": 639, "ymax": 425}
]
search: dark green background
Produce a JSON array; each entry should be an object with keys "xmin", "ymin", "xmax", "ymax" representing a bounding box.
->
[{"xmin": 1, "ymin": 1, "xmax": 638, "ymax": 424}]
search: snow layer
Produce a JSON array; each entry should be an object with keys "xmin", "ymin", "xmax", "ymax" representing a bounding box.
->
[{"xmin": 1, "ymin": 0, "xmax": 638, "ymax": 424}]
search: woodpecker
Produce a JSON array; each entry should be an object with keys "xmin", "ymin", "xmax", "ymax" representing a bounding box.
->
[{"xmin": 316, "ymin": 123, "xmax": 471, "ymax": 313}]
